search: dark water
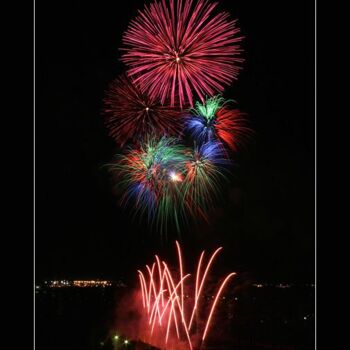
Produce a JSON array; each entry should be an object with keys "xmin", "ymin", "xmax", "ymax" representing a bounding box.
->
[
  {"xmin": 35, "ymin": 285, "xmax": 314, "ymax": 350},
  {"xmin": 35, "ymin": 287, "xmax": 119, "ymax": 350}
]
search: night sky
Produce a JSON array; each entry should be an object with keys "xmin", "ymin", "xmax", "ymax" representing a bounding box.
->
[{"xmin": 36, "ymin": 0, "xmax": 315, "ymax": 284}]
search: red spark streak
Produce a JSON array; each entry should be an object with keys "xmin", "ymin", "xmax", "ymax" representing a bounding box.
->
[
  {"xmin": 155, "ymin": 255, "xmax": 166, "ymax": 308},
  {"xmin": 138, "ymin": 273, "xmax": 147, "ymax": 308},
  {"xmin": 188, "ymin": 247, "xmax": 223, "ymax": 331},
  {"xmin": 202, "ymin": 272, "xmax": 237, "ymax": 341},
  {"xmin": 176, "ymin": 241, "xmax": 185, "ymax": 321},
  {"xmin": 162, "ymin": 262, "xmax": 193, "ymax": 349},
  {"xmin": 122, "ymin": 0, "xmax": 243, "ymax": 107}
]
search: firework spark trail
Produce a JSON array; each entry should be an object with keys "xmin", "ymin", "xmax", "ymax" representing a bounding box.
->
[
  {"xmin": 164, "ymin": 280, "xmax": 181, "ymax": 340},
  {"xmin": 188, "ymin": 247, "xmax": 223, "ymax": 331},
  {"xmin": 122, "ymin": 0, "xmax": 243, "ymax": 107},
  {"xmin": 137, "ymin": 242, "xmax": 236, "ymax": 349},
  {"xmin": 201, "ymin": 272, "xmax": 237, "ymax": 341},
  {"xmin": 193, "ymin": 251, "xmax": 205, "ymax": 325},
  {"xmin": 150, "ymin": 289, "xmax": 167, "ymax": 329},
  {"xmin": 159, "ymin": 274, "xmax": 191, "ymax": 324},
  {"xmin": 150, "ymin": 270, "xmax": 190, "ymax": 333},
  {"xmin": 176, "ymin": 241, "xmax": 185, "ymax": 322},
  {"xmin": 138, "ymin": 272, "xmax": 147, "ymax": 308},
  {"xmin": 166, "ymin": 296, "xmax": 179, "ymax": 343},
  {"xmin": 147, "ymin": 263, "xmax": 162, "ymax": 321},
  {"xmin": 149, "ymin": 261, "xmax": 190, "ymax": 338},
  {"xmin": 155, "ymin": 255, "xmax": 166, "ymax": 307},
  {"xmin": 162, "ymin": 262, "xmax": 193, "ymax": 349},
  {"xmin": 159, "ymin": 275, "xmax": 190, "ymax": 343}
]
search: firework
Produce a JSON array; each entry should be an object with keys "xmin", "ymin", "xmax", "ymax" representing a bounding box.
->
[
  {"xmin": 109, "ymin": 137, "xmax": 230, "ymax": 231},
  {"xmin": 108, "ymin": 136, "xmax": 230, "ymax": 231},
  {"xmin": 104, "ymin": 75, "xmax": 182, "ymax": 147},
  {"xmin": 183, "ymin": 141, "xmax": 228, "ymax": 220},
  {"xmin": 121, "ymin": 0, "xmax": 243, "ymax": 107},
  {"xmin": 185, "ymin": 95, "xmax": 250, "ymax": 151},
  {"xmin": 137, "ymin": 241, "xmax": 236, "ymax": 349},
  {"xmin": 109, "ymin": 137, "xmax": 189, "ymax": 233}
]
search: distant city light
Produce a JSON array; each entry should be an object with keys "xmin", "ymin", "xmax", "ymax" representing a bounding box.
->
[
  {"xmin": 73, "ymin": 280, "xmax": 112, "ymax": 287},
  {"xmin": 252, "ymin": 282, "xmax": 306, "ymax": 288},
  {"xmin": 124, "ymin": 339, "xmax": 129, "ymax": 344},
  {"xmin": 36, "ymin": 279, "xmax": 128, "ymax": 289},
  {"xmin": 114, "ymin": 335, "xmax": 119, "ymax": 340}
]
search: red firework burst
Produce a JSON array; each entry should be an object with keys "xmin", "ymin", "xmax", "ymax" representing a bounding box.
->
[
  {"xmin": 215, "ymin": 107, "xmax": 250, "ymax": 152},
  {"xmin": 121, "ymin": 0, "xmax": 243, "ymax": 108},
  {"xmin": 104, "ymin": 75, "xmax": 182, "ymax": 147}
]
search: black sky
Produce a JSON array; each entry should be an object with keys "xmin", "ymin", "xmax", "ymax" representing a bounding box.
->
[{"xmin": 36, "ymin": 0, "xmax": 315, "ymax": 283}]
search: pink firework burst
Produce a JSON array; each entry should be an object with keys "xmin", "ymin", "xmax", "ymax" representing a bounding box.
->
[
  {"xmin": 121, "ymin": 0, "xmax": 244, "ymax": 108},
  {"xmin": 136, "ymin": 241, "xmax": 236, "ymax": 350},
  {"xmin": 104, "ymin": 75, "xmax": 182, "ymax": 147}
]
